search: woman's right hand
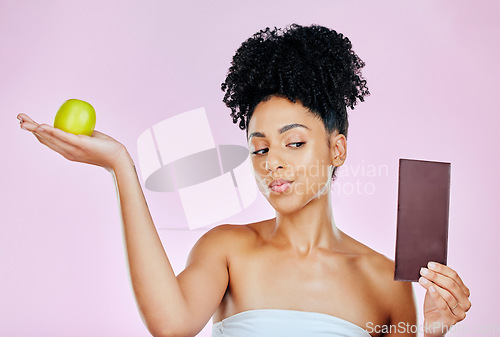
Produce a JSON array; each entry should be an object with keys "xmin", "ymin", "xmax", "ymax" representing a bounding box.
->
[
  {"xmin": 17, "ymin": 113, "xmax": 130, "ymax": 172},
  {"xmin": 18, "ymin": 112, "xmax": 232, "ymax": 337}
]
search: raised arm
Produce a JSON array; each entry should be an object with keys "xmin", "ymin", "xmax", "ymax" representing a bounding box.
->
[
  {"xmin": 111, "ymin": 153, "xmax": 229, "ymax": 337},
  {"xmin": 17, "ymin": 114, "xmax": 229, "ymax": 337}
]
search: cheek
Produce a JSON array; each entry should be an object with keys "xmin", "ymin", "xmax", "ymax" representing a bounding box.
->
[
  {"xmin": 250, "ymin": 158, "xmax": 269, "ymax": 191},
  {"xmin": 293, "ymin": 153, "xmax": 332, "ymax": 196},
  {"xmin": 294, "ymin": 151, "xmax": 329, "ymax": 178},
  {"xmin": 251, "ymin": 157, "xmax": 268, "ymax": 177}
]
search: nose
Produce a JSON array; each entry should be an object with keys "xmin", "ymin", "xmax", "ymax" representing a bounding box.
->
[
  {"xmin": 265, "ymin": 151, "xmax": 286, "ymax": 175},
  {"xmin": 266, "ymin": 161, "xmax": 283, "ymax": 172}
]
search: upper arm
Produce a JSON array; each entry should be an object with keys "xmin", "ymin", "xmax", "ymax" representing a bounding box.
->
[
  {"xmin": 383, "ymin": 279, "xmax": 418, "ymax": 337},
  {"xmin": 174, "ymin": 225, "xmax": 232, "ymax": 336}
]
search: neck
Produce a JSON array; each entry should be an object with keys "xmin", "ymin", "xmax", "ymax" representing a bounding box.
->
[{"xmin": 271, "ymin": 191, "xmax": 343, "ymax": 255}]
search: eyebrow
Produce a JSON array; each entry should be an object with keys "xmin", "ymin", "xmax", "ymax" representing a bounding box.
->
[{"xmin": 248, "ymin": 123, "xmax": 311, "ymax": 141}]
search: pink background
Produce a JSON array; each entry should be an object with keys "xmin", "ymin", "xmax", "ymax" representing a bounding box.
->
[{"xmin": 2, "ymin": 1, "xmax": 499, "ymax": 336}]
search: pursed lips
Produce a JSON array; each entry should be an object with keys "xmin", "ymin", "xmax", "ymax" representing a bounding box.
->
[
  {"xmin": 268, "ymin": 178, "xmax": 293, "ymax": 188},
  {"xmin": 268, "ymin": 178, "xmax": 293, "ymax": 193}
]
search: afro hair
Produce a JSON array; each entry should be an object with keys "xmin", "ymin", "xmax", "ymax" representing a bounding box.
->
[{"xmin": 221, "ymin": 23, "xmax": 370, "ymax": 141}]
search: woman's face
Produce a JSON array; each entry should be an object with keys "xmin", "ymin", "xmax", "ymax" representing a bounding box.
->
[{"xmin": 247, "ymin": 96, "xmax": 346, "ymax": 215}]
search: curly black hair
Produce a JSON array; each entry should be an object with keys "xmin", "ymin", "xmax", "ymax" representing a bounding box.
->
[{"xmin": 221, "ymin": 23, "xmax": 369, "ymax": 139}]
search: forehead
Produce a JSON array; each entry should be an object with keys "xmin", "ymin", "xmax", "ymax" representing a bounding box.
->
[{"xmin": 247, "ymin": 96, "xmax": 323, "ymax": 135}]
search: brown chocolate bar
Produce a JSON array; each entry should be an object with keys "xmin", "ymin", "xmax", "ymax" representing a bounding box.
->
[{"xmin": 394, "ymin": 158, "xmax": 451, "ymax": 281}]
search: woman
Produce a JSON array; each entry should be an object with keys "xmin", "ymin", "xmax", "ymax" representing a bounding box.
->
[{"xmin": 17, "ymin": 24, "xmax": 470, "ymax": 337}]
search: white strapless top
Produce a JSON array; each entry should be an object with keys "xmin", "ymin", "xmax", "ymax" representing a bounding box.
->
[{"xmin": 212, "ymin": 309, "xmax": 371, "ymax": 337}]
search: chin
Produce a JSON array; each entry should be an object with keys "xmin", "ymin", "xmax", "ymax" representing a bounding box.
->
[
  {"xmin": 271, "ymin": 203, "xmax": 303, "ymax": 216},
  {"xmin": 265, "ymin": 193, "xmax": 307, "ymax": 215}
]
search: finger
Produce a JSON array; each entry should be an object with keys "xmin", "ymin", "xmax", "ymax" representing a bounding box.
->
[
  {"xmin": 428, "ymin": 262, "xmax": 470, "ymax": 297},
  {"xmin": 31, "ymin": 125, "xmax": 82, "ymax": 157},
  {"xmin": 420, "ymin": 267, "xmax": 471, "ymax": 311},
  {"xmin": 419, "ymin": 278, "xmax": 452, "ymax": 313},
  {"xmin": 32, "ymin": 131, "xmax": 71, "ymax": 158},
  {"xmin": 429, "ymin": 280, "xmax": 468, "ymax": 323},
  {"xmin": 418, "ymin": 279, "xmax": 461, "ymax": 329},
  {"xmin": 420, "ymin": 275, "xmax": 459, "ymax": 311},
  {"xmin": 20, "ymin": 120, "xmax": 40, "ymax": 132},
  {"xmin": 17, "ymin": 113, "xmax": 39, "ymax": 123},
  {"xmin": 18, "ymin": 114, "xmax": 42, "ymax": 132},
  {"xmin": 18, "ymin": 116, "xmax": 86, "ymax": 159},
  {"xmin": 17, "ymin": 113, "xmax": 39, "ymax": 129},
  {"xmin": 35, "ymin": 124, "xmax": 88, "ymax": 149}
]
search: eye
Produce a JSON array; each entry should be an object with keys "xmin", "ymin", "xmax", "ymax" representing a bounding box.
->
[
  {"xmin": 288, "ymin": 142, "xmax": 305, "ymax": 148},
  {"xmin": 251, "ymin": 142, "xmax": 305, "ymax": 155},
  {"xmin": 251, "ymin": 148, "xmax": 268, "ymax": 155}
]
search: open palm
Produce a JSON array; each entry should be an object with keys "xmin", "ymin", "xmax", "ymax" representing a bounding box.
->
[{"xmin": 17, "ymin": 113, "xmax": 128, "ymax": 171}]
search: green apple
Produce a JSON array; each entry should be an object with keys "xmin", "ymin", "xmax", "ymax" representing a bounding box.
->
[{"xmin": 54, "ymin": 99, "xmax": 96, "ymax": 136}]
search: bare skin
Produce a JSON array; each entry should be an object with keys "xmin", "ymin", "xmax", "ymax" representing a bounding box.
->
[
  {"xmin": 208, "ymin": 220, "xmax": 412, "ymax": 331},
  {"xmin": 17, "ymin": 96, "xmax": 471, "ymax": 337}
]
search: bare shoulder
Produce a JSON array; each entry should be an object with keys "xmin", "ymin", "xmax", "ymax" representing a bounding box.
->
[
  {"xmin": 363, "ymin": 252, "xmax": 415, "ymax": 302},
  {"xmin": 201, "ymin": 222, "xmax": 261, "ymax": 242},
  {"xmin": 340, "ymin": 234, "xmax": 392, "ymax": 278},
  {"xmin": 189, "ymin": 221, "xmax": 263, "ymax": 257},
  {"xmin": 182, "ymin": 223, "xmax": 259, "ymax": 274}
]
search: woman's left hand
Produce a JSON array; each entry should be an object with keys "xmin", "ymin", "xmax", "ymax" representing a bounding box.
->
[{"xmin": 419, "ymin": 262, "xmax": 471, "ymax": 337}]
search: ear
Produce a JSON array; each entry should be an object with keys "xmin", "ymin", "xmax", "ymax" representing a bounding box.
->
[{"xmin": 329, "ymin": 132, "xmax": 347, "ymax": 167}]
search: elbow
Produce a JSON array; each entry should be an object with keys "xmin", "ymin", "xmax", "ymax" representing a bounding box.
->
[
  {"xmin": 151, "ymin": 330, "xmax": 194, "ymax": 337},
  {"xmin": 141, "ymin": 307, "xmax": 198, "ymax": 337},
  {"xmin": 149, "ymin": 327, "xmax": 177, "ymax": 337},
  {"xmin": 148, "ymin": 322, "xmax": 196, "ymax": 337},
  {"xmin": 148, "ymin": 324, "xmax": 178, "ymax": 337}
]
